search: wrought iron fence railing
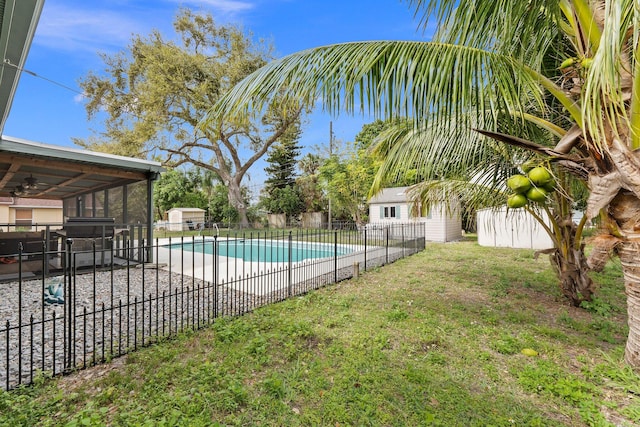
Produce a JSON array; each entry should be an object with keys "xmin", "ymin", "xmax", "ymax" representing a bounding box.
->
[{"xmin": 1, "ymin": 223, "xmax": 425, "ymax": 390}]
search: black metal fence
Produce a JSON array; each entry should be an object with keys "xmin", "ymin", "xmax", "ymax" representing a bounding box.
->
[{"xmin": 1, "ymin": 223, "xmax": 425, "ymax": 391}]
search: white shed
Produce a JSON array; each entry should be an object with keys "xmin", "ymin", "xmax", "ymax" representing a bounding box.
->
[
  {"xmin": 167, "ymin": 208, "xmax": 206, "ymax": 231},
  {"xmin": 368, "ymin": 186, "xmax": 462, "ymax": 242},
  {"xmin": 477, "ymin": 206, "xmax": 553, "ymax": 249}
]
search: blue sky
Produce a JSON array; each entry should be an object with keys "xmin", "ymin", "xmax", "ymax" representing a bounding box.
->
[{"xmin": 4, "ymin": 0, "xmax": 431, "ymax": 193}]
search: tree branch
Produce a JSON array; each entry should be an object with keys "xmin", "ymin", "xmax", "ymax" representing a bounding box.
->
[{"xmin": 474, "ymin": 128, "xmax": 576, "ymax": 160}]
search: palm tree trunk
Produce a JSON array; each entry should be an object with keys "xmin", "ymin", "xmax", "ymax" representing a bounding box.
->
[
  {"xmin": 549, "ymin": 246, "xmax": 595, "ymax": 306},
  {"xmin": 545, "ymin": 208, "xmax": 595, "ymax": 307},
  {"xmin": 615, "ymin": 243, "xmax": 640, "ymax": 366}
]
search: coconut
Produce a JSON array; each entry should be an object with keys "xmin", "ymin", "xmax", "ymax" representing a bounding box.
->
[
  {"xmin": 542, "ymin": 180, "xmax": 556, "ymax": 193},
  {"xmin": 506, "ymin": 175, "xmax": 531, "ymax": 194},
  {"xmin": 507, "ymin": 193, "xmax": 528, "ymax": 208},
  {"xmin": 528, "ymin": 166, "xmax": 552, "ymax": 186},
  {"xmin": 526, "ymin": 187, "xmax": 548, "ymax": 203}
]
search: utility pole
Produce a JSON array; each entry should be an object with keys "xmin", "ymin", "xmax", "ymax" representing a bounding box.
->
[{"xmin": 328, "ymin": 121, "xmax": 333, "ymax": 230}]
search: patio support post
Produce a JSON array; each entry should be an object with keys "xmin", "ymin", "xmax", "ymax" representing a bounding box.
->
[
  {"xmin": 17, "ymin": 243, "xmax": 23, "ymax": 385},
  {"xmin": 146, "ymin": 175, "xmax": 155, "ymax": 263},
  {"xmin": 44, "ymin": 225, "xmax": 51, "ymax": 275}
]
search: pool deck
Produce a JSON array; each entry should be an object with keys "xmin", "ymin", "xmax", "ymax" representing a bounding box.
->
[{"xmin": 154, "ymin": 237, "xmax": 395, "ymax": 296}]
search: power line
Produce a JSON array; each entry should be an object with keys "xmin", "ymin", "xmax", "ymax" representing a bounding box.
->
[{"xmin": 2, "ymin": 59, "xmax": 85, "ymax": 95}]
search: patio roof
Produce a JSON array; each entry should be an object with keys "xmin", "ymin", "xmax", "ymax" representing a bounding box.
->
[{"xmin": 0, "ymin": 135, "xmax": 165, "ymax": 200}]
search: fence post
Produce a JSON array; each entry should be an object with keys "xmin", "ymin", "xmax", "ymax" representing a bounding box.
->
[
  {"xmin": 288, "ymin": 232, "xmax": 293, "ymax": 297},
  {"xmin": 385, "ymin": 226, "xmax": 389, "ymax": 264},
  {"xmin": 334, "ymin": 230, "xmax": 338, "ymax": 283},
  {"xmin": 64, "ymin": 238, "xmax": 74, "ymax": 372},
  {"xmin": 364, "ymin": 227, "xmax": 367, "ymax": 271},
  {"xmin": 402, "ymin": 224, "xmax": 406, "ymax": 258},
  {"xmin": 213, "ymin": 235, "xmax": 218, "ymax": 319}
]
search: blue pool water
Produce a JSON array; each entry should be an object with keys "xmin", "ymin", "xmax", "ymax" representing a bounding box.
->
[{"xmin": 167, "ymin": 239, "xmax": 352, "ymax": 262}]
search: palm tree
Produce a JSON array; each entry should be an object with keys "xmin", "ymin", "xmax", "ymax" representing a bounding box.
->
[
  {"xmin": 370, "ymin": 119, "xmax": 593, "ymax": 306},
  {"xmin": 207, "ymin": 1, "xmax": 640, "ymax": 367}
]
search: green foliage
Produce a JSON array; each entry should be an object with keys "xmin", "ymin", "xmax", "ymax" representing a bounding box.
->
[
  {"xmin": 260, "ymin": 185, "xmax": 304, "ymax": 216},
  {"xmin": 206, "ymin": 183, "xmax": 242, "ymax": 224},
  {"xmin": 296, "ymin": 153, "xmax": 326, "ymax": 212},
  {"xmin": 153, "ymin": 169, "xmax": 208, "ymax": 219},
  {"xmin": 355, "ymin": 119, "xmax": 392, "ymax": 149},
  {"xmin": 580, "ymin": 297, "xmax": 616, "ymax": 317},
  {"xmin": 153, "ymin": 167, "xmax": 250, "ymax": 224},
  {"xmin": 319, "ymin": 140, "xmax": 377, "ymax": 224},
  {"xmin": 260, "ymin": 121, "xmax": 305, "ymax": 216},
  {"xmin": 263, "ymin": 136, "xmax": 301, "ymax": 191}
]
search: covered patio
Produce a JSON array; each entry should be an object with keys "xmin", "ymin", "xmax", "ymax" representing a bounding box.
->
[{"xmin": 0, "ymin": 135, "xmax": 164, "ymax": 277}]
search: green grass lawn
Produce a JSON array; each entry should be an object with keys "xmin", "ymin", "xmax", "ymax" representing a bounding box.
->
[{"xmin": 1, "ymin": 240, "xmax": 638, "ymax": 426}]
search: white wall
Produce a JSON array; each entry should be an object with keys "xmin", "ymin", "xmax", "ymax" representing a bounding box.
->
[
  {"xmin": 369, "ymin": 203, "xmax": 408, "ymax": 222},
  {"xmin": 477, "ymin": 207, "xmax": 553, "ymax": 249},
  {"xmin": 167, "ymin": 209, "xmax": 205, "ymax": 231},
  {"xmin": 369, "ymin": 203, "xmax": 462, "ymax": 243},
  {"xmin": 33, "ymin": 208, "xmax": 63, "ymax": 225}
]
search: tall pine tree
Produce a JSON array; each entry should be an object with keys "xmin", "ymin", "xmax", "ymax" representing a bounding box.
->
[{"xmin": 260, "ymin": 121, "xmax": 304, "ymax": 215}]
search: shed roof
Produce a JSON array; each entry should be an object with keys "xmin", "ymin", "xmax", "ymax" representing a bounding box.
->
[
  {"xmin": 168, "ymin": 208, "xmax": 206, "ymax": 213},
  {"xmin": 368, "ymin": 186, "xmax": 409, "ymax": 204}
]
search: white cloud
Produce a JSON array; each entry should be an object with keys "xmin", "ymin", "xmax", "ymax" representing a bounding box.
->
[
  {"xmin": 73, "ymin": 93, "xmax": 85, "ymax": 104},
  {"xmin": 33, "ymin": 1, "xmax": 257, "ymax": 54},
  {"xmin": 166, "ymin": 0, "xmax": 255, "ymax": 13},
  {"xmin": 33, "ymin": 4, "xmax": 145, "ymax": 53}
]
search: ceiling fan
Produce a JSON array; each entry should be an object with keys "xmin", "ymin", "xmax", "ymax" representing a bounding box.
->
[
  {"xmin": 11, "ymin": 175, "xmax": 45, "ymax": 197},
  {"xmin": 23, "ymin": 175, "xmax": 40, "ymax": 190}
]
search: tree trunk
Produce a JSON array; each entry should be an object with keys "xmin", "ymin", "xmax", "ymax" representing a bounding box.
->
[
  {"xmin": 545, "ymin": 209, "xmax": 595, "ymax": 307},
  {"xmin": 617, "ymin": 241, "xmax": 640, "ymax": 368},
  {"xmin": 228, "ymin": 181, "xmax": 249, "ymax": 228},
  {"xmin": 549, "ymin": 246, "xmax": 595, "ymax": 306},
  {"xmin": 617, "ymin": 243, "xmax": 640, "ymax": 366},
  {"xmin": 604, "ymin": 193, "xmax": 640, "ymax": 367}
]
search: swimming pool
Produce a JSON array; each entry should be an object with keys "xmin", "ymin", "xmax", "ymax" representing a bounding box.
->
[{"xmin": 166, "ymin": 239, "xmax": 353, "ymax": 262}]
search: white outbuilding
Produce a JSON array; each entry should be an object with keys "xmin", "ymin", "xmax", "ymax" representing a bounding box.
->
[
  {"xmin": 167, "ymin": 207, "xmax": 206, "ymax": 231},
  {"xmin": 368, "ymin": 186, "xmax": 462, "ymax": 242},
  {"xmin": 476, "ymin": 206, "xmax": 554, "ymax": 249}
]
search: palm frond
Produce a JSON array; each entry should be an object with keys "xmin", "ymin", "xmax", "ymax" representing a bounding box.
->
[
  {"xmin": 423, "ymin": 0, "xmax": 563, "ymax": 69},
  {"xmin": 207, "ymin": 41, "xmax": 548, "ymax": 133},
  {"xmin": 405, "ymin": 176, "xmax": 506, "ymax": 220},
  {"xmin": 370, "ymin": 119, "xmax": 496, "ymax": 194},
  {"xmin": 582, "ymin": 0, "xmax": 636, "ymax": 151}
]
